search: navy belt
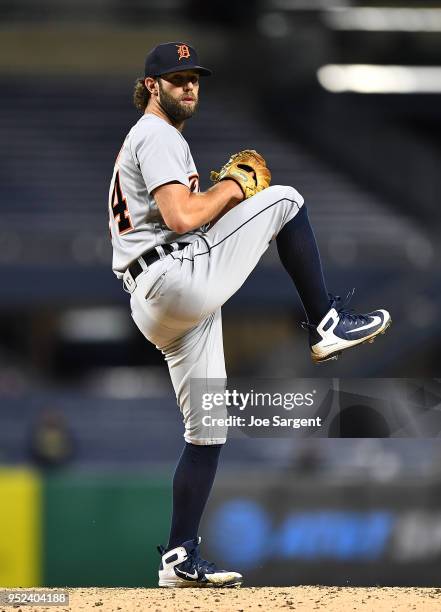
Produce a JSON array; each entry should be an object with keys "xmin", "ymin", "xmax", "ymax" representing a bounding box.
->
[{"xmin": 127, "ymin": 242, "xmax": 189, "ymax": 281}]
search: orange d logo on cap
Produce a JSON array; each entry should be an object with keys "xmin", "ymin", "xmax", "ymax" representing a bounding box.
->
[
  {"xmin": 176, "ymin": 44, "xmax": 191, "ymax": 61},
  {"xmin": 144, "ymin": 42, "xmax": 212, "ymax": 77}
]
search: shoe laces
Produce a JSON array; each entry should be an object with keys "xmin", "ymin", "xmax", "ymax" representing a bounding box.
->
[
  {"xmin": 184, "ymin": 539, "xmax": 218, "ymax": 574},
  {"xmin": 301, "ymin": 289, "xmax": 369, "ymax": 329},
  {"xmin": 333, "ymin": 289, "xmax": 371, "ymax": 324},
  {"xmin": 196, "ymin": 554, "xmax": 218, "ymax": 574}
]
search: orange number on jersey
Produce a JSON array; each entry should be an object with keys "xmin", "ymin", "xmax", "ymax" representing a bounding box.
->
[
  {"xmin": 110, "ymin": 170, "xmax": 133, "ymax": 235},
  {"xmin": 189, "ymin": 174, "xmax": 199, "ymax": 193}
]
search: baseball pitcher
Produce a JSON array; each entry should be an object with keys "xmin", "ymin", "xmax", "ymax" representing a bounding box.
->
[{"xmin": 108, "ymin": 42, "xmax": 391, "ymax": 588}]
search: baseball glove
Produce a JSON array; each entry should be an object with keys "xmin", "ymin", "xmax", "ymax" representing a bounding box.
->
[{"xmin": 210, "ymin": 149, "xmax": 271, "ymax": 199}]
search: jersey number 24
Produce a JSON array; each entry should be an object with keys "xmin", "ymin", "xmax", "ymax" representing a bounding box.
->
[{"xmin": 110, "ymin": 170, "xmax": 133, "ymax": 235}]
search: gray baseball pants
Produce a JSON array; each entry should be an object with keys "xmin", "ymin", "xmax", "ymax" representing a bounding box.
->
[{"xmin": 127, "ymin": 185, "xmax": 304, "ymax": 444}]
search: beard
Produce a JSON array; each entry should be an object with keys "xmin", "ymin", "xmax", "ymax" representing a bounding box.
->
[{"xmin": 158, "ymin": 80, "xmax": 198, "ymax": 123}]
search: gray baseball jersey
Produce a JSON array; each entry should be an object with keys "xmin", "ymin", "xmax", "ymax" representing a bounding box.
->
[
  {"xmin": 108, "ymin": 114, "xmax": 202, "ymax": 278},
  {"xmin": 109, "ymin": 113, "xmax": 305, "ymax": 445}
]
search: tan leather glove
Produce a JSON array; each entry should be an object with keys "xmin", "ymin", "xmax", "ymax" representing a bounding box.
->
[{"xmin": 210, "ymin": 149, "xmax": 271, "ymax": 199}]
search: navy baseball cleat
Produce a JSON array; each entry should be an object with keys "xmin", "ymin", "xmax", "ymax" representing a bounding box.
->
[
  {"xmin": 302, "ymin": 290, "xmax": 391, "ymax": 363},
  {"xmin": 157, "ymin": 536, "xmax": 243, "ymax": 588}
]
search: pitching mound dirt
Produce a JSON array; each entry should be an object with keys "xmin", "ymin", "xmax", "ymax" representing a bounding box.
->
[{"xmin": 2, "ymin": 587, "xmax": 441, "ymax": 611}]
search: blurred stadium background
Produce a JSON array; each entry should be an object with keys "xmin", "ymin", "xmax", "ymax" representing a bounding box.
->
[{"xmin": 1, "ymin": 0, "xmax": 441, "ymax": 589}]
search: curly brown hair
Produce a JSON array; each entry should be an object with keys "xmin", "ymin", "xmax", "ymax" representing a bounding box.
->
[{"xmin": 133, "ymin": 77, "xmax": 151, "ymax": 112}]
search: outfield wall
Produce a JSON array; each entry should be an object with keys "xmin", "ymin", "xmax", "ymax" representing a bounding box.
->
[{"xmin": 1, "ymin": 468, "xmax": 441, "ymax": 587}]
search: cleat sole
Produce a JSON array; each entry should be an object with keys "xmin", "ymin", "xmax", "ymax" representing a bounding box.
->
[
  {"xmin": 312, "ymin": 351, "xmax": 342, "ymax": 364},
  {"xmin": 159, "ymin": 578, "xmax": 243, "ymax": 588}
]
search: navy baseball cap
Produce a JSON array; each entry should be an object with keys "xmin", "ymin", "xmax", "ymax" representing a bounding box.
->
[{"xmin": 144, "ymin": 42, "xmax": 212, "ymax": 78}]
